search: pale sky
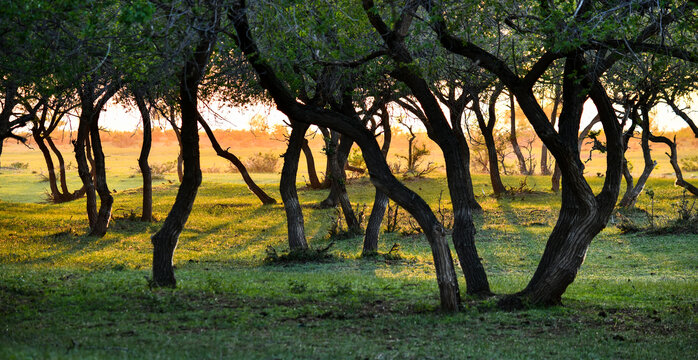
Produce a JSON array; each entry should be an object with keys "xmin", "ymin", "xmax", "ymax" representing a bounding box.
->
[{"xmin": 96, "ymin": 96, "xmax": 696, "ymax": 134}]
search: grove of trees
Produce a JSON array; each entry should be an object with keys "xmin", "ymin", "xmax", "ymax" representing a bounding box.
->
[{"xmin": 1, "ymin": 0, "xmax": 697, "ymax": 311}]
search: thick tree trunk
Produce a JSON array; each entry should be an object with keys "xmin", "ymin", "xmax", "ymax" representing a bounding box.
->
[
  {"xmin": 199, "ymin": 117, "xmax": 277, "ymax": 205},
  {"xmin": 135, "ymin": 92, "xmax": 154, "ymax": 221},
  {"xmin": 363, "ymin": 113, "xmax": 392, "ymax": 255},
  {"xmin": 451, "ymin": 108, "xmax": 482, "ymax": 211},
  {"xmin": 280, "ymin": 122, "xmax": 310, "ymax": 250},
  {"xmin": 151, "ymin": 31, "xmax": 213, "ymax": 287},
  {"xmin": 301, "ymin": 138, "xmax": 324, "ymax": 189},
  {"xmin": 509, "ymin": 94, "xmax": 530, "ymax": 175},
  {"xmin": 88, "ymin": 117, "xmax": 113, "ymax": 237}
]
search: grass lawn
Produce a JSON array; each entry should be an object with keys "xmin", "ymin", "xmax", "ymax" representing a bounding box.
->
[{"xmin": 0, "ymin": 168, "xmax": 696, "ymax": 358}]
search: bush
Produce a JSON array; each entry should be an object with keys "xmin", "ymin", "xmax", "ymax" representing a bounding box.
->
[
  {"xmin": 680, "ymin": 156, "xmax": 698, "ymax": 172},
  {"xmin": 10, "ymin": 162, "xmax": 29, "ymax": 169},
  {"xmin": 242, "ymin": 152, "xmax": 279, "ymax": 173}
]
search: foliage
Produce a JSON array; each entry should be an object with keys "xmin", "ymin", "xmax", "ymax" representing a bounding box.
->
[{"xmin": 680, "ymin": 156, "xmax": 698, "ymax": 172}]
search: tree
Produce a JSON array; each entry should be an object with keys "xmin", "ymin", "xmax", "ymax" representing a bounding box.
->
[
  {"xmin": 229, "ymin": 0, "xmax": 462, "ymax": 310},
  {"xmin": 425, "ymin": 0, "xmax": 696, "ymax": 305}
]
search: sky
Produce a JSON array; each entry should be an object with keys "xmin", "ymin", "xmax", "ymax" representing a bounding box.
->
[{"xmin": 96, "ymin": 96, "xmax": 697, "ymax": 134}]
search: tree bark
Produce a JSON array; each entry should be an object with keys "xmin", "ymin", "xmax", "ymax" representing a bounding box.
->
[
  {"xmin": 301, "ymin": 138, "xmax": 324, "ymax": 189},
  {"xmin": 74, "ymin": 117, "xmax": 98, "ymax": 229},
  {"xmin": 326, "ymin": 132, "xmax": 361, "ymax": 235},
  {"xmin": 88, "ymin": 114, "xmax": 113, "ymax": 237},
  {"xmin": 135, "ymin": 91, "xmax": 154, "ymax": 221},
  {"xmin": 363, "ymin": 110, "xmax": 392, "ymax": 255},
  {"xmin": 280, "ymin": 122, "xmax": 310, "ymax": 250},
  {"xmin": 199, "ymin": 116, "xmax": 277, "ymax": 205},
  {"xmin": 151, "ymin": 28, "xmax": 214, "ymax": 287}
]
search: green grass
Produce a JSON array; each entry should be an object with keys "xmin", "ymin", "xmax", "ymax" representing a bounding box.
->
[{"xmin": 0, "ymin": 174, "xmax": 696, "ymax": 359}]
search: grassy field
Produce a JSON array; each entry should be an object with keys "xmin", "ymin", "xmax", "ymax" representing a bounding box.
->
[
  {"xmin": 0, "ymin": 168, "xmax": 696, "ymax": 358},
  {"xmin": 0, "ymin": 131, "xmax": 697, "ymax": 359}
]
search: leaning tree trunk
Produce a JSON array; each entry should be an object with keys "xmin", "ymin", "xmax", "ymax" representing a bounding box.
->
[
  {"xmin": 88, "ymin": 117, "xmax": 113, "ymax": 237},
  {"xmin": 47, "ymin": 136, "xmax": 84, "ymax": 199},
  {"xmin": 618, "ymin": 111, "xmax": 655, "ymax": 208},
  {"xmin": 135, "ymin": 92, "xmax": 154, "ymax": 221},
  {"xmin": 199, "ymin": 117, "xmax": 277, "ymax": 205},
  {"xmin": 649, "ymin": 134, "xmax": 698, "ymax": 196},
  {"xmin": 280, "ymin": 122, "xmax": 310, "ymax": 250},
  {"xmin": 301, "ymin": 138, "xmax": 324, "ymax": 189},
  {"xmin": 151, "ymin": 31, "xmax": 213, "ymax": 287},
  {"xmin": 33, "ymin": 127, "xmax": 62, "ymax": 201}
]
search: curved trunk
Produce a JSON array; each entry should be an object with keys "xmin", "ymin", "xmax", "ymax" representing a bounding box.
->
[
  {"xmin": 88, "ymin": 118, "xmax": 113, "ymax": 237},
  {"xmin": 649, "ymin": 134, "xmax": 698, "ymax": 196},
  {"xmin": 619, "ymin": 158, "xmax": 634, "ymax": 204},
  {"xmin": 47, "ymin": 136, "xmax": 82, "ymax": 198},
  {"xmin": 199, "ymin": 117, "xmax": 277, "ymax": 205},
  {"xmin": 135, "ymin": 93, "xmax": 154, "ymax": 221},
  {"xmin": 301, "ymin": 138, "xmax": 324, "ymax": 189},
  {"xmin": 33, "ymin": 127, "xmax": 61, "ymax": 200},
  {"xmin": 151, "ymin": 31, "xmax": 213, "ymax": 287},
  {"xmin": 281, "ymin": 122, "xmax": 310, "ymax": 250}
]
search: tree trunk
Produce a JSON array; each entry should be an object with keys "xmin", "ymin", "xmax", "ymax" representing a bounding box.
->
[
  {"xmin": 509, "ymin": 93, "xmax": 530, "ymax": 175},
  {"xmin": 551, "ymin": 164, "xmax": 561, "ymax": 192},
  {"xmin": 451, "ymin": 107, "xmax": 482, "ymax": 211},
  {"xmin": 74, "ymin": 118, "xmax": 98, "ymax": 228},
  {"xmin": 199, "ymin": 116, "xmax": 277, "ymax": 205},
  {"xmin": 540, "ymin": 88, "xmax": 561, "ymax": 175},
  {"xmin": 618, "ymin": 110, "xmax": 655, "ymax": 208},
  {"xmin": 301, "ymin": 138, "xmax": 324, "ymax": 189},
  {"xmin": 363, "ymin": 112, "xmax": 392, "ymax": 255},
  {"xmin": 327, "ymin": 133, "xmax": 361, "ymax": 235},
  {"xmin": 472, "ymin": 87, "xmax": 506, "ymax": 195},
  {"xmin": 280, "ymin": 122, "xmax": 310, "ymax": 250},
  {"xmin": 649, "ymin": 134, "xmax": 698, "ymax": 196},
  {"xmin": 151, "ymin": 30, "xmax": 213, "ymax": 287},
  {"xmin": 88, "ymin": 116, "xmax": 113, "ymax": 237},
  {"xmin": 47, "ymin": 136, "xmax": 81, "ymax": 198},
  {"xmin": 135, "ymin": 92, "xmax": 154, "ymax": 221},
  {"xmin": 33, "ymin": 127, "xmax": 62, "ymax": 200}
]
